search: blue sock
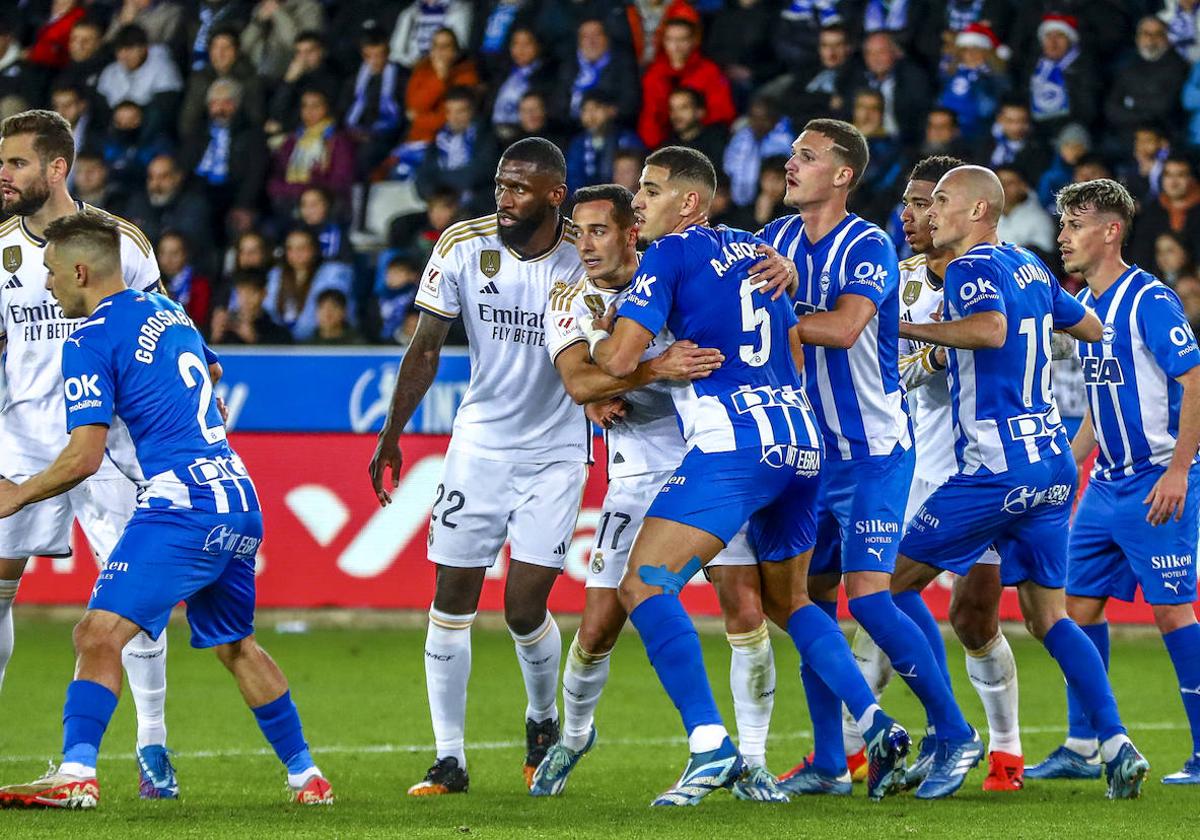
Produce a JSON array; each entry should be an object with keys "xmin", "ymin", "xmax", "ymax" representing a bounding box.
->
[
  {"xmin": 850, "ymin": 591, "xmax": 971, "ymax": 741},
  {"xmin": 1044, "ymin": 619, "xmax": 1124, "ymax": 742},
  {"xmin": 1066, "ymin": 622, "xmax": 1109, "ymax": 741},
  {"xmin": 893, "ymin": 590, "xmax": 952, "ymax": 693},
  {"xmin": 787, "ymin": 603, "xmax": 876, "ymax": 721},
  {"xmin": 629, "ymin": 594, "xmax": 722, "ymax": 736},
  {"xmin": 1163, "ymin": 623, "xmax": 1200, "ymax": 754},
  {"xmin": 62, "ymin": 679, "xmax": 119, "ymax": 768},
  {"xmin": 799, "ymin": 600, "xmax": 846, "ymax": 775},
  {"xmin": 251, "ymin": 691, "xmax": 314, "ymax": 774}
]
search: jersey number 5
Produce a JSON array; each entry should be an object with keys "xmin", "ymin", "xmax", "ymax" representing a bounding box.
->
[
  {"xmin": 739, "ymin": 276, "xmax": 771, "ymax": 367},
  {"xmin": 178, "ymin": 351, "xmax": 227, "ymax": 444}
]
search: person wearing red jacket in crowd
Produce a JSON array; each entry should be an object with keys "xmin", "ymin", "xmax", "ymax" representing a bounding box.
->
[
  {"xmin": 637, "ymin": 17, "xmax": 734, "ymax": 149},
  {"xmin": 26, "ymin": 0, "xmax": 87, "ymax": 71}
]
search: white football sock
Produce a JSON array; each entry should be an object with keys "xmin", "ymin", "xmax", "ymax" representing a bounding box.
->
[
  {"xmin": 58, "ymin": 761, "xmax": 95, "ymax": 778},
  {"xmin": 560, "ymin": 632, "xmax": 611, "ymax": 752},
  {"xmin": 287, "ymin": 766, "xmax": 322, "ymax": 788},
  {"xmin": 0, "ymin": 578, "xmax": 17, "ymax": 692},
  {"xmin": 1100, "ymin": 733, "xmax": 1132, "ymax": 764},
  {"xmin": 511, "ymin": 612, "xmax": 561, "ymax": 723},
  {"xmin": 843, "ymin": 626, "xmax": 893, "ymax": 754},
  {"xmin": 688, "ymin": 723, "xmax": 728, "ymax": 754},
  {"xmin": 728, "ymin": 623, "xmax": 774, "ymax": 768},
  {"xmin": 1065, "ymin": 736, "xmax": 1100, "ymax": 757},
  {"xmin": 426, "ymin": 607, "xmax": 475, "ymax": 768},
  {"xmin": 965, "ymin": 633, "xmax": 1021, "ymax": 756},
  {"xmin": 121, "ymin": 630, "xmax": 168, "ymax": 749}
]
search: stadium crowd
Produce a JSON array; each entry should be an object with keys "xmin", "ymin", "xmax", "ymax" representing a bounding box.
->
[{"xmin": 2, "ymin": 0, "xmax": 1200, "ymax": 346}]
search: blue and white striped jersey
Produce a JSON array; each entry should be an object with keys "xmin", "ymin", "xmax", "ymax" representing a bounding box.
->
[
  {"xmin": 1076, "ymin": 266, "xmax": 1200, "ymax": 482},
  {"xmin": 758, "ymin": 213, "xmax": 911, "ymax": 460},
  {"xmin": 617, "ymin": 224, "xmax": 822, "ymax": 456},
  {"xmin": 61, "ymin": 289, "xmax": 259, "ymax": 514},
  {"xmin": 943, "ymin": 243, "xmax": 1087, "ymax": 475}
]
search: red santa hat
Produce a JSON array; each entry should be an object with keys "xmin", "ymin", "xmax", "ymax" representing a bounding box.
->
[
  {"xmin": 955, "ymin": 22, "xmax": 1000, "ymax": 52},
  {"xmin": 1038, "ymin": 13, "xmax": 1080, "ymax": 44}
]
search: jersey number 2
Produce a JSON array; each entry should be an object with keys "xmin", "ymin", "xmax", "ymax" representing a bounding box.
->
[{"xmin": 178, "ymin": 351, "xmax": 227, "ymax": 443}]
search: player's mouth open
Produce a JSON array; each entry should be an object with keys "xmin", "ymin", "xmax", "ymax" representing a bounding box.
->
[{"xmin": 497, "ymin": 213, "xmax": 517, "ymax": 226}]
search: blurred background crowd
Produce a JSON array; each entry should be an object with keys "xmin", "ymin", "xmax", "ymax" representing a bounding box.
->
[{"xmin": 3, "ymin": 0, "xmax": 1200, "ymax": 346}]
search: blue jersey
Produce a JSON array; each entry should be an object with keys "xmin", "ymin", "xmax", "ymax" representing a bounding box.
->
[
  {"xmin": 759, "ymin": 213, "xmax": 911, "ymax": 460},
  {"xmin": 943, "ymin": 243, "xmax": 1087, "ymax": 475},
  {"xmin": 1077, "ymin": 266, "xmax": 1200, "ymax": 482},
  {"xmin": 61, "ymin": 289, "xmax": 259, "ymax": 514},
  {"xmin": 618, "ymin": 225, "xmax": 821, "ymax": 455}
]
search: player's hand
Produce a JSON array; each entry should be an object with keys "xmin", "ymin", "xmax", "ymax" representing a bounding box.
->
[
  {"xmin": 1144, "ymin": 466, "xmax": 1189, "ymax": 525},
  {"xmin": 0, "ymin": 479, "xmax": 21, "ymax": 519},
  {"xmin": 586, "ymin": 398, "xmax": 626, "ymax": 429},
  {"xmin": 368, "ymin": 433, "xmax": 404, "ymax": 507},
  {"xmin": 594, "ymin": 303, "xmax": 618, "ymax": 334},
  {"xmin": 933, "ymin": 346, "xmax": 948, "ymax": 369},
  {"xmin": 748, "ymin": 244, "xmax": 797, "ymax": 300},
  {"xmin": 651, "ymin": 340, "xmax": 724, "ymax": 381}
]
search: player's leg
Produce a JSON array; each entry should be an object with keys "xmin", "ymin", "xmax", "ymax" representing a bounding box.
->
[
  {"xmin": 1156, "ymin": 602, "xmax": 1200, "ymax": 784},
  {"xmin": 838, "ymin": 627, "xmax": 890, "ymax": 778},
  {"xmin": 0, "ymin": 557, "xmax": 27, "ymax": 692}
]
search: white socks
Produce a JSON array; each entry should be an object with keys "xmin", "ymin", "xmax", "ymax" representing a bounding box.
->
[
  {"xmin": 728, "ymin": 623, "xmax": 774, "ymax": 768},
  {"xmin": 842, "ymin": 626, "xmax": 893, "ymax": 754},
  {"xmin": 121, "ymin": 630, "xmax": 168, "ymax": 749},
  {"xmin": 1066, "ymin": 736, "xmax": 1100, "ymax": 757},
  {"xmin": 0, "ymin": 578, "xmax": 17, "ymax": 692},
  {"xmin": 425, "ymin": 607, "xmax": 475, "ymax": 767},
  {"xmin": 688, "ymin": 723, "xmax": 728, "ymax": 753},
  {"xmin": 1100, "ymin": 733, "xmax": 1132, "ymax": 764},
  {"xmin": 965, "ymin": 632, "xmax": 1021, "ymax": 756},
  {"xmin": 511, "ymin": 612, "xmax": 561, "ymax": 723},
  {"xmin": 560, "ymin": 632, "xmax": 612, "ymax": 752}
]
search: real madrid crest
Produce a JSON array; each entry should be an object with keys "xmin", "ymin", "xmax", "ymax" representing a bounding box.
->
[
  {"xmin": 2, "ymin": 245, "xmax": 20, "ymax": 273},
  {"xmin": 583, "ymin": 293, "xmax": 605, "ymax": 317},
  {"xmin": 590, "ymin": 551, "xmax": 605, "ymax": 574},
  {"xmin": 479, "ymin": 249, "xmax": 501, "ymax": 278},
  {"xmin": 902, "ymin": 279, "xmax": 922, "ymax": 307}
]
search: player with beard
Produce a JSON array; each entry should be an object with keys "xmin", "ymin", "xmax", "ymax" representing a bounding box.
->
[{"xmin": 0, "ymin": 110, "xmax": 178, "ymax": 799}]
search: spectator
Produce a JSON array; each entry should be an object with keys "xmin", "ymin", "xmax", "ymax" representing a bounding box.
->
[
  {"xmin": 124, "ymin": 153, "xmax": 217, "ymax": 268},
  {"xmin": 704, "ymin": 0, "xmax": 782, "ymax": 103},
  {"xmin": 264, "ymin": 227, "xmax": 356, "ymax": 341},
  {"xmin": 1022, "ymin": 13, "xmax": 1098, "ymax": 135},
  {"xmin": 0, "ymin": 21, "xmax": 32, "ymax": 110},
  {"xmin": 309, "ymin": 289, "xmax": 365, "ymax": 345},
  {"xmin": 918, "ymin": 106, "xmax": 969, "ymax": 159},
  {"xmin": 633, "ymin": 0, "xmax": 697, "ymax": 67},
  {"xmin": 638, "ymin": 17, "xmax": 735, "ymax": 149},
  {"xmin": 1037, "ymin": 123, "xmax": 1091, "ymax": 211},
  {"xmin": 342, "ymin": 26, "xmax": 407, "ymax": 177},
  {"xmin": 996, "ymin": 164, "xmax": 1056, "ymax": 257},
  {"xmin": 105, "ymin": 0, "xmax": 186, "ymax": 54},
  {"xmin": 613, "ymin": 146, "xmax": 645, "ymax": 195},
  {"xmin": 156, "ymin": 230, "xmax": 214, "ymax": 328},
  {"xmin": 1072, "ymin": 152, "xmax": 1112, "ymax": 183},
  {"xmin": 850, "ymin": 88, "xmax": 904, "ymax": 224},
  {"xmin": 298, "ymin": 186, "xmax": 352, "ymax": 262},
  {"xmin": 55, "ymin": 15, "xmax": 109, "ymax": 102},
  {"xmin": 1159, "ymin": 0, "xmax": 1200, "ymax": 63},
  {"xmin": 1180, "ymin": 58, "xmax": 1200, "ymax": 148},
  {"xmin": 1118, "ymin": 124, "xmax": 1171, "ymax": 204},
  {"xmin": 566, "ymin": 91, "xmax": 642, "ymax": 193},
  {"xmin": 211, "ymin": 268, "xmax": 294, "ymax": 345},
  {"xmin": 221, "ymin": 228, "xmax": 274, "ymax": 289},
  {"xmin": 979, "ymin": 100, "xmax": 1050, "ymax": 183},
  {"xmin": 1154, "ymin": 231, "xmax": 1195, "ymax": 287},
  {"xmin": 389, "ymin": 0, "xmax": 473, "ymax": 70},
  {"xmin": 73, "ymin": 151, "xmax": 119, "ymax": 210},
  {"xmin": 387, "ymin": 185, "xmax": 461, "ymax": 260},
  {"xmin": 375, "ymin": 254, "xmax": 421, "ymax": 344},
  {"xmin": 1176, "ymin": 274, "xmax": 1200, "ymax": 332},
  {"xmin": 938, "ymin": 22, "xmax": 1008, "ymax": 143},
  {"xmin": 265, "ymin": 31, "xmax": 339, "ymax": 137},
  {"xmin": 773, "ymin": 0, "xmax": 844, "ymax": 73},
  {"xmin": 25, "ymin": 0, "xmax": 87, "ymax": 74},
  {"xmin": 185, "ymin": 0, "xmax": 252, "ymax": 73},
  {"xmin": 1131, "ymin": 155, "xmax": 1200, "ymax": 269},
  {"xmin": 179, "ymin": 27, "xmax": 265, "ymax": 139},
  {"xmin": 99, "ymin": 99, "xmax": 170, "ymax": 197},
  {"xmin": 489, "ymin": 26, "xmax": 554, "ymax": 144},
  {"xmin": 1104, "ymin": 17, "xmax": 1189, "ymax": 150},
  {"xmin": 51, "ymin": 84, "xmax": 102, "ymax": 156},
  {"xmin": 96, "ymin": 24, "xmax": 183, "ymax": 136},
  {"xmin": 723, "ymin": 95, "xmax": 793, "ymax": 207},
  {"xmin": 848, "ymin": 31, "xmax": 931, "ymax": 144},
  {"xmin": 707, "ymin": 171, "xmax": 737, "ymax": 227},
  {"xmin": 267, "ymin": 87, "xmax": 355, "ymax": 220},
  {"xmin": 785, "ymin": 23, "xmax": 855, "ymax": 127},
  {"xmin": 413, "ymin": 87, "xmax": 496, "ymax": 212},
  {"xmin": 529, "ymin": 1, "xmax": 638, "ymax": 68},
  {"xmin": 735, "ymin": 154, "xmax": 789, "ymax": 231},
  {"xmin": 509, "ymin": 90, "xmax": 566, "ymax": 149},
  {"xmin": 553, "ymin": 19, "xmax": 640, "ymax": 128},
  {"xmin": 328, "ymin": 1, "xmax": 405, "ymax": 74},
  {"xmin": 665, "ymin": 87, "xmax": 727, "ymax": 170},
  {"xmin": 473, "ymin": 0, "xmax": 539, "ymax": 79},
  {"xmin": 404, "ymin": 27, "xmax": 479, "ymax": 146},
  {"xmin": 241, "ymin": 0, "xmax": 325, "ymax": 81}
]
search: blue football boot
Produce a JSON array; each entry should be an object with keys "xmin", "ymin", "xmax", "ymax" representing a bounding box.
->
[
  {"xmin": 1162, "ymin": 753, "xmax": 1200, "ymax": 785},
  {"xmin": 1024, "ymin": 746, "xmax": 1102, "ymax": 780},
  {"xmin": 137, "ymin": 745, "xmax": 179, "ymax": 800},
  {"xmin": 651, "ymin": 737, "xmax": 744, "ymax": 807},
  {"xmin": 731, "ymin": 766, "xmax": 790, "ymax": 802},
  {"xmin": 914, "ymin": 728, "xmax": 984, "ymax": 800},
  {"xmin": 902, "ymin": 729, "xmax": 937, "ymax": 790},
  {"xmin": 777, "ymin": 760, "xmax": 851, "ymax": 797},
  {"xmin": 863, "ymin": 712, "xmax": 910, "ymax": 802},
  {"xmin": 529, "ymin": 727, "xmax": 596, "ymax": 797},
  {"xmin": 1105, "ymin": 742, "xmax": 1149, "ymax": 799}
]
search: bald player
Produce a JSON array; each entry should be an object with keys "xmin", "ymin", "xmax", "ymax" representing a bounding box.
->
[{"xmin": 889, "ymin": 165, "xmax": 1151, "ymax": 800}]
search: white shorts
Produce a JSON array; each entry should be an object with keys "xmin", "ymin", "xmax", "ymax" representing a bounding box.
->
[
  {"xmin": 427, "ymin": 449, "xmax": 587, "ymax": 569},
  {"xmin": 905, "ymin": 474, "xmax": 1000, "ymax": 566},
  {"xmin": 0, "ymin": 474, "xmax": 136, "ymax": 561},
  {"xmin": 586, "ymin": 469, "xmax": 754, "ymax": 589}
]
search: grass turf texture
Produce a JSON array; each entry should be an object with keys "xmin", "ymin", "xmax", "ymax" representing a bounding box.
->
[{"xmin": 0, "ymin": 612, "xmax": 1193, "ymax": 839}]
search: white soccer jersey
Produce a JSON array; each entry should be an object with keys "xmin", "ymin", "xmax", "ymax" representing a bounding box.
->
[
  {"xmin": 0, "ymin": 204, "xmax": 159, "ymax": 476},
  {"xmin": 897, "ymin": 254, "xmax": 957, "ymax": 486},
  {"xmin": 545, "ymin": 273, "xmax": 685, "ymax": 479},
  {"xmin": 415, "ymin": 215, "xmax": 590, "ymax": 463}
]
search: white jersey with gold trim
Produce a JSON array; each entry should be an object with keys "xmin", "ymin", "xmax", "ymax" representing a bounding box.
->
[
  {"xmin": 546, "ymin": 273, "xmax": 684, "ymax": 479},
  {"xmin": 0, "ymin": 205, "xmax": 159, "ymax": 476},
  {"xmin": 414, "ymin": 214, "xmax": 590, "ymax": 463}
]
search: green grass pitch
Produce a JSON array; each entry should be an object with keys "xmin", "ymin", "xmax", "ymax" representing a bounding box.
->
[{"xmin": 0, "ymin": 612, "xmax": 1194, "ymax": 838}]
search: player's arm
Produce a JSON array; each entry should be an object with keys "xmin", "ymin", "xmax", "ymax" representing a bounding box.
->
[
  {"xmin": 591, "ymin": 240, "xmax": 680, "ymax": 378},
  {"xmin": 0, "ymin": 425, "xmax": 108, "ymax": 516},
  {"xmin": 554, "ymin": 340, "xmax": 722, "ymax": 404},
  {"xmin": 899, "ymin": 345, "xmax": 948, "ymax": 390},
  {"xmin": 796, "ymin": 293, "xmax": 877, "ymax": 349},
  {"xmin": 899, "ymin": 311, "xmax": 1007, "ymax": 349},
  {"xmin": 1071, "ymin": 408, "xmax": 1097, "ymax": 467},
  {"xmin": 1058, "ymin": 308, "xmax": 1103, "ymax": 342},
  {"xmin": 591, "ymin": 317, "xmax": 656, "ymax": 379},
  {"xmin": 1145, "ymin": 365, "xmax": 1200, "ymax": 525}
]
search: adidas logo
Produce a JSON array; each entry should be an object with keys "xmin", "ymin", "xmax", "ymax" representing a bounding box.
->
[
  {"xmin": 3, "ymin": 275, "xmax": 20, "ymax": 289},
  {"xmin": 553, "ymin": 542, "xmax": 567, "ymax": 556},
  {"xmin": 479, "ymin": 281, "xmax": 499, "ymax": 294}
]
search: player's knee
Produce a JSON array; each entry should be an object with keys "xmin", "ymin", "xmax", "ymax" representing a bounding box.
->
[
  {"xmin": 214, "ymin": 636, "xmax": 259, "ymax": 670},
  {"xmin": 503, "ymin": 603, "xmax": 546, "ymax": 637},
  {"xmin": 949, "ymin": 602, "xmax": 997, "ymax": 650},
  {"xmin": 72, "ymin": 616, "xmax": 124, "ymax": 660},
  {"xmin": 1153, "ymin": 603, "xmax": 1197, "ymax": 635},
  {"xmin": 576, "ymin": 623, "xmax": 618, "ymax": 656}
]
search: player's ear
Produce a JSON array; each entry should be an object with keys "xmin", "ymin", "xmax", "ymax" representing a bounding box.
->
[{"xmin": 548, "ymin": 182, "xmax": 567, "ymax": 209}]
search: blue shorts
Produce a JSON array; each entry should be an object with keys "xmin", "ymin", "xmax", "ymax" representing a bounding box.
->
[
  {"xmin": 89, "ymin": 509, "xmax": 263, "ymax": 648},
  {"xmin": 647, "ymin": 444, "xmax": 822, "ymax": 562},
  {"xmin": 809, "ymin": 446, "xmax": 915, "ymax": 577},
  {"xmin": 1068, "ymin": 464, "xmax": 1200, "ymax": 605},
  {"xmin": 899, "ymin": 453, "xmax": 1077, "ymax": 588}
]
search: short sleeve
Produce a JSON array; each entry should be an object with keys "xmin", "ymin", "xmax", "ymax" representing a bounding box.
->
[
  {"xmin": 61, "ymin": 334, "xmax": 115, "ymax": 431},
  {"xmin": 202, "ymin": 341, "xmax": 220, "ymax": 367},
  {"xmin": 414, "ymin": 239, "xmax": 463, "ymax": 320},
  {"xmin": 839, "ymin": 233, "xmax": 899, "ymax": 309},
  {"xmin": 617, "ymin": 235, "xmax": 682, "ymax": 337},
  {"xmin": 1138, "ymin": 287, "xmax": 1200, "ymax": 379},
  {"xmin": 121, "ymin": 232, "xmax": 162, "ymax": 293},
  {"xmin": 545, "ymin": 279, "xmax": 588, "ymax": 364},
  {"xmin": 1050, "ymin": 275, "xmax": 1088, "ymax": 330},
  {"xmin": 945, "ymin": 257, "xmax": 1005, "ymax": 317}
]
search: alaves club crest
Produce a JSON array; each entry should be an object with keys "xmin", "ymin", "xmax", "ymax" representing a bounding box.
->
[{"xmin": 479, "ymin": 249, "xmax": 501, "ymax": 278}]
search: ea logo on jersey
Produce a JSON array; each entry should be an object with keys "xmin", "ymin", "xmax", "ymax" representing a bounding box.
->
[
  {"xmin": 632, "ymin": 273, "xmax": 657, "ymax": 297},
  {"xmin": 1102, "ymin": 323, "xmax": 1116, "ymax": 344},
  {"xmin": 64, "ymin": 374, "xmax": 101, "ymax": 401}
]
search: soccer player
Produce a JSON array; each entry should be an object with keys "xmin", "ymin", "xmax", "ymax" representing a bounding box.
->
[
  {"xmin": 758, "ymin": 121, "xmax": 978, "ymax": 800},
  {"xmin": 369, "ymin": 138, "xmax": 588, "ymax": 795},
  {"xmin": 1024, "ymin": 179, "xmax": 1200, "ymax": 786},
  {"xmin": 891, "ymin": 165, "xmax": 1152, "ymax": 800},
  {"xmin": 841, "ymin": 155, "xmax": 1026, "ymax": 793},
  {"xmin": 0, "ymin": 110, "xmax": 177, "ymax": 798},
  {"xmin": 534, "ymin": 184, "xmax": 791, "ymax": 802},
  {"xmin": 0, "ymin": 211, "xmax": 331, "ymax": 808},
  {"xmin": 586, "ymin": 146, "xmax": 910, "ymax": 806}
]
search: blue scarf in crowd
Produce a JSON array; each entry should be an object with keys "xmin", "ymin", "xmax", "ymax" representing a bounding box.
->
[
  {"xmin": 1030, "ymin": 46, "xmax": 1079, "ymax": 120},
  {"xmin": 436, "ymin": 124, "xmax": 477, "ymax": 171},
  {"xmin": 781, "ymin": 0, "xmax": 842, "ymax": 25},
  {"xmin": 864, "ymin": 0, "xmax": 908, "ymax": 32},
  {"xmin": 939, "ymin": 64, "xmax": 996, "ymax": 140},
  {"xmin": 415, "ymin": 1, "xmax": 450, "ymax": 57},
  {"xmin": 988, "ymin": 121, "xmax": 1025, "ymax": 167},
  {"xmin": 946, "ymin": 0, "xmax": 984, "ymax": 31},
  {"xmin": 196, "ymin": 122, "xmax": 231, "ymax": 185},
  {"xmin": 493, "ymin": 62, "xmax": 538, "ymax": 124},
  {"xmin": 571, "ymin": 50, "xmax": 610, "ymax": 117},
  {"xmin": 346, "ymin": 62, "xmax": 402, "ymax": 132},
  {"xmin": 481, "ymin": 0, "xmax": 521, "ymax": 54},
  {"xmin": 169, "ymin": 266, "xmax": 193, "ymax": 307}
]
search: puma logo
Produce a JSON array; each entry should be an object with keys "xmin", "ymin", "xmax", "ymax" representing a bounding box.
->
[
  {"xmin": 867, "ymin": 547, "xmax": 885, "ymax": 563},
  {"xmin": 1165, "ymin": 580, "xmax": 1183, "ymax": 595}
]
